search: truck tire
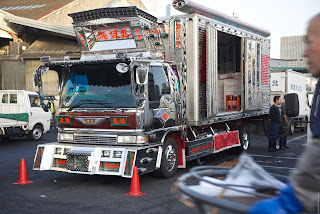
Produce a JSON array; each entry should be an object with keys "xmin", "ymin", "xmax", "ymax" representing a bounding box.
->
[
  {"xmin": 28, "ymin": 124, "xmax": 43, "ymax": 141},
  {"xmin": 300, "ymin": 117, "xmax": 307, "ymax": 132},
  {"xmin": 232, "ymin": 126, "xmax": 251, "ymax": 154},
  {"xmin": 263, "ymin": 114, "xmax": 270, "ymax": 139},
  {"xmin": 154, "ymin": 137, "xmax": 179, "ymax": 178},
  {"xmin": 289, "ymin": 119, "xmax": 294, "ymax": 135}
]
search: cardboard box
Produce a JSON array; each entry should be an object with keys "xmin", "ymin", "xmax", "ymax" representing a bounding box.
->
[
  {"xmin": 224, "ymin": 79, "xmax": 235, "ymax": 86},
  {"xmin": 224, "ymin": 85, "xmax": 235, "ymax": 92}
]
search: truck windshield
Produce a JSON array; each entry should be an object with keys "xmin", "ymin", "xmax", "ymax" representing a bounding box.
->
[{"xmin": 60, "ymin": 63, "xmax": 140, "ymax": 108}]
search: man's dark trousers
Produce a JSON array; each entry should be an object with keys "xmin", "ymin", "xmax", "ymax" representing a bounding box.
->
[{"xmin": 269, "ymin": 122, "xmax": 280, "ymax": 151}]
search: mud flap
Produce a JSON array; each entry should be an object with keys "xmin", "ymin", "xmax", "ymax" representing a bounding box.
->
[
  {"xmin": 39, "ymin": 145, "xmax": 55, "ymax": 170},
  {"xmin": 178, "ymin": 148, "xmax": 186, "ymax": 168},
  {"xmin": 156, "ymin": 146, "xmax": 162, "ymax": 169}
]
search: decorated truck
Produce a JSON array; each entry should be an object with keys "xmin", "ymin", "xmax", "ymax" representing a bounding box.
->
[
  {"xmin": 0, "ymin": 90, "xmax": 51, "ymax": 140},
  {"xmin": 33, "ymin": 1, "xmax": 272, "ymax": 178}
]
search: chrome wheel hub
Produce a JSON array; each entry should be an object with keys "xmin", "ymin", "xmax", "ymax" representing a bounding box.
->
[{"xmin": 164, "ymin": 145, "xmax": 176, "ymax": 172}]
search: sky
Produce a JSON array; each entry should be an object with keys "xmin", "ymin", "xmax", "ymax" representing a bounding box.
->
[{"xmin": 162, "ymin": 0, "xmax": 320, "ymax": 58}]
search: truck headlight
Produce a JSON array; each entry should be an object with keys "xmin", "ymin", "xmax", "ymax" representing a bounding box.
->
[
  {"xmin": 113, "ymin": 151, "xmax": 122, "ymax": 158},
  {"xmin": 137, "ymin": 136, "xmax": 147, "ymax": 144},
  {"xmin": 55, "ymin": 147, "xmax": 62, "ymax": 154},
  {"xmin": 58, "ymin": 133, "xmax": 74, "ymax": 142},
  {"xmin": 117, "ymin": 136, "xmax": 136, "ymax": 144},
  {"xmin": 117, "ymin": 136, "xmax": 147, "ymax": 144},
  {"xmin": 101, "ymin": 150, "xmax": 111, "ymax": 158}
]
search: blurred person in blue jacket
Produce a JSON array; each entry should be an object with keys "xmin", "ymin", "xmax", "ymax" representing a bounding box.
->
[{"xmin": 250, "ymin": 13, "xmax": 320, "ymax": 214}]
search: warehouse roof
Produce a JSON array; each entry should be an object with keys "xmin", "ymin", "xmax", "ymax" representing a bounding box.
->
[
  {"xmin": 4, "ymin": 13, "xmax": 75, "ymax": 38},
  {"xmin": 20, "ymin": 35, "xmax": 80, "ymax": 59},
  {"xmin": 0, "ymin": 0, "xmax": 75, "ymax": 20}
]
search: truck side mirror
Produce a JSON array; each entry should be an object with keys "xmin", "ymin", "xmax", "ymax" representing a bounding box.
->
[
  {"xmin": 136, "ymin": 66, "xmax": 148, "ymax": 85},
  {"xmin": 33, "ymin": 72, "xmax": 39, "ymax": 86},
  {"xmin": 285, "ymin": 93, "xmax": 299, "ymax": 117}
]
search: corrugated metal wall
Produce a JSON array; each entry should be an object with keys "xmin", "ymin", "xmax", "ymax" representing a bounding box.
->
[
  {"xmin": 198, "ymin": 21, "xmax": 207, "ymax": 120},
  {"xmin": 0, "ymin": 58, "xmax": 26, "ymax": 90}
]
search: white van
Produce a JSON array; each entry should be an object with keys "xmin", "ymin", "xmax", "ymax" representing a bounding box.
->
[{"xmin": 0, "ymin": 90, "xmax": 51, "ymax": 140}]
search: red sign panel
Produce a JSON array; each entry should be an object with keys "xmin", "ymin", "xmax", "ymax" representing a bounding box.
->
[
  {"xmin": 262, "ymin": 55, "xmax": 270, "ymax": 85},
  {"xmin": 77, "ymin": 31, "xmax": 87, "ymax": 47},
  {"xmin": 190, "ymin": 142, "xmax": 213, "ymax": 154},
  {"xmin": 57, "ymin": 116, "xmax": 71, "ymax": 125},
  {"xmin": 100, "ymin": 162, "xmax": 120, "ymax": 172},
  {"xmin": 94, "ymin": 26, "xmax": 133, "ymax": 42},
  {"xmin": 110, "ymin": 116, "xmax": 128, "ymax": 126},
  {"xmin": 132, "ymin": 26, "xmax": 143, "ymax": 42},
  {"xmin": 174, "ymin": 21, "xmax": 181, "ymax": 51}
]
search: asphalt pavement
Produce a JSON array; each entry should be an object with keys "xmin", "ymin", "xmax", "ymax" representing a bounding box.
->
[{"xmin": 0, "ymin": 130, "xmax": 307, "ymax": 214}]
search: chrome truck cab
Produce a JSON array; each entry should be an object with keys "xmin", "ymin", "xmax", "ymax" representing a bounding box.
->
[{"xmin": 33, "ymin": 7, "xmax": 183, "ymax": 178}]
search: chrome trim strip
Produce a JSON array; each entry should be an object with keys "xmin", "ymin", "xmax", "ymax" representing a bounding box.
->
[{"xmin": 63, "ymin": 128, "xmax": 143, "ymax": 133}]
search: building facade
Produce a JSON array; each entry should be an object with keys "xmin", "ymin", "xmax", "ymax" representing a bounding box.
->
[{"xmin": 280, "ymin": 35, "xmax": 307, "ymax": 68}]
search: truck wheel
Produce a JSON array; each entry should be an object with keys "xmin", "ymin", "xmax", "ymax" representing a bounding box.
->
[
  {"xmin": 232, "ymin": 126, "xmax": 250, "ymax": 154},
  {"xmin": 263, "ymin": 115, "xmax": 270, "ymax": 139},
  {"xmin": 300, "ymin": 117, "xmax": 307, "ymax": 132},
  {"xmin": 154, "ymin": 137, "xmax": 179, "ymax": 178},
  {"xmin": 289, "ymin": 119, "xmax": 294, "ymax": 135},
  {"xmin": 28, "ymin": 125, "xmax": 43, "ymax": 141}
]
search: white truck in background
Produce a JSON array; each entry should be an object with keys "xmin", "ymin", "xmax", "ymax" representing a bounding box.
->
[
  {"xmin": 306, "ymin": 75, "xmax": 318, "ymax": 107},
  {"xmin": 0, "ymin": 90, "xmax": 51, "ymax": 140},
  {"xmin": 270, "ymin": 69, "xmax": 310, "ymax": 133}
]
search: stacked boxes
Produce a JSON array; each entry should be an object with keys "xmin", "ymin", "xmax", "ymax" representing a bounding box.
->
[
  {"xmin": 217, "ymin": 79, "xmax": 224, "ymax": 110},
  {"xmin": 217, "ymin": 72, "xmax": 242, "ymax": 111}
]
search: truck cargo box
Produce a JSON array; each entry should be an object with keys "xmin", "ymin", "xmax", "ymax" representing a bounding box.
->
[{"xmin": 161, "ymin": 14, "xmax": 271, "ymax": 125}]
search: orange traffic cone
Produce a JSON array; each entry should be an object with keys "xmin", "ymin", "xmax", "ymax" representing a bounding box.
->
[
  {"xmin": 124, "ymin": 166, "xmax": 146, "ymax": 197},
  {"xmin": 13, "ymin": 158, "xmax": 33, "ymax": 185}
]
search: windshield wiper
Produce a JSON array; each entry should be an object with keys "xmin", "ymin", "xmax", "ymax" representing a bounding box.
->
[{"xmin": 66, "ymin": 100, "xmax": 111, "ymax": 111}]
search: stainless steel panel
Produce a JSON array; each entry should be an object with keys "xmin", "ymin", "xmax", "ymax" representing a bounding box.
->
[
  {"xmin": 206, "ymin": 23, "xmax": 218, "ymax": 118},
  {"xmin": 185, "ymin": 15, "xmax": 199, "ymax": 124},
  {"xmin": 244, "ymin": 38, "xmax": 263, "ymax": 111}
]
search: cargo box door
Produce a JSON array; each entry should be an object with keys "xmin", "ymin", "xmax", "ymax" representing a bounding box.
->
[
  {"xmin": 206, "ymin": 24, "xmax": 218, "ymax": 117},
  {"xmin": 243, "ymin": 38, "xmax": 263, "ymax": 110}
]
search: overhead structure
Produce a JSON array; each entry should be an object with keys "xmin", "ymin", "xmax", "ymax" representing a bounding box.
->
[
  {"xmin": 68, "ymin": 6, "xmax": 164, "ymax": 56},
  {"xmin": 172, "ymin": 0, "xmax": 271, "ymax": 37}
]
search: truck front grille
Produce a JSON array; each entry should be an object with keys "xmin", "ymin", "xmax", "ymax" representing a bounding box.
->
[{"xmin": 74, "ymin": 134, "xmax": 117, "ymax": 144}]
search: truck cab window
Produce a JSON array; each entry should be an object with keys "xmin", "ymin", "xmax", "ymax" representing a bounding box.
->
[
  {"xmin": 2, "ymin": 94, "xmax": 8, "ymax": 103},
  {"xmin": 29, "ymin": 96, "xmax": 40, "ymax": 107},
  {"xmin": 10, "ymin": 94, "xmax": 17, "ymax": 104},
  {"xmin": 148, "ymin": 66, "xmax": 170, "ymax": 102}
]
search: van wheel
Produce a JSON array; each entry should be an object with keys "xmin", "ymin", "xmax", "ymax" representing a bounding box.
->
[
  {"xmin": 28, "ymin": 125, "xmax": 43, "ymax": 140},
  {"xmin": 154, "ymin": 137, "xmax": 179, "ymax": 178}
]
